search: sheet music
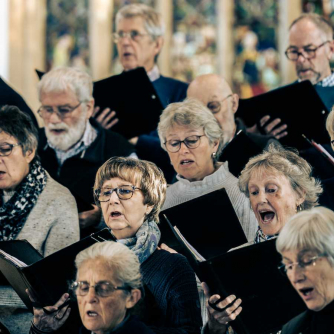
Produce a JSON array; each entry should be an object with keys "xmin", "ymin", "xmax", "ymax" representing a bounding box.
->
[
  {"xmin": 173, "ymin": 226, "xmax": 206, "ymax": 262},
  {"xmin": 0, "ymin": 249, "xmax": 27, "ymax": 267}
]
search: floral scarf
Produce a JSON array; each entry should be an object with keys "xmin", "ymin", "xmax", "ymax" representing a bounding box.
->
[
  {"xmin": 118, "ymin": 220, "xmax": 160, "ymax": 264},
  {"xmin": 254, "ymin": 226, "xmax": 279, "ymax": 244},
  {"xmin": 0, "ymin": 160, "xmax": 47, "ymax": 241}
]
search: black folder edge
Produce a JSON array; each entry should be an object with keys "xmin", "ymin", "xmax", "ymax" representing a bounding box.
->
[{"xmin": 0, "ymin": 228, "xmax": 116, "ymax": 311}]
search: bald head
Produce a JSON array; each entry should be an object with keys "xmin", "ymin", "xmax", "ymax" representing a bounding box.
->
[{"xmin": 187, "ymin": 74, "xmax": 238, "ymax": 141}]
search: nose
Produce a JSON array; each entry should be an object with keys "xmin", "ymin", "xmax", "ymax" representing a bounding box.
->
[
  {"xmin": 296, "ymin": 52, "xmax": 306, "ymax": 63},
  {"xmin": 48, "ymin": 110, "xmax": 62, "ymax": 123},
  {"xmin": 255, "ymin": 190, "xmax": 268, "ymax": 205},
  {"xmin": 120, "ymin": 34, "xmax": 132, "ymax": 45},
  {"xmin": 178, "ymin": 142, "xmax": 190, "ymax": 154},
  {"xmin": 289, "ymin": 265, "xmax": 306, "ymax": 284},
  {"xmin": 86, "ymin": 286, "xmax": 98, "ymax": 303},
  {"xmin": 108, "ymin": 189, "xmax": 120, "ymax": 204}
]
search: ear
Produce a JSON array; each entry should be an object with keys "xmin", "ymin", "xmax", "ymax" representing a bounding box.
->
[
  {"xmin": 24, "ymin": 148, "xmax": 36, "ymax": 164},
  {"xmin": 85, "ymin": 98, "xmax": 95, "ymax": 120},
  {"xmin": 153, "ymin": 36, "xmax": 164, "ymax": 57},
  {"xmin": 327, "ymin": 40, "xmax": 334, "ymax": 60},
  {"xmin": 231, "ymin": 94, "xmax": 239, "ymax": 114},
  {"xmin": 296, "ymin": 192, "xmax": 306, "ymax": 208},
  {"xmin": 145, "ymin": 205, "xmax": 154, "ymax": 216},
  {"xmin": 212, "ymin": 139, "xmax": 219, "ymax": 151},
  {"xmin": 125, "ymin": 289, "xmax": 142, "ymax": 309}
]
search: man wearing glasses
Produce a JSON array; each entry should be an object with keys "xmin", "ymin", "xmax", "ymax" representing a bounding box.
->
[{"xmin": 37, "ymin": 67, "xmax": 134, "ymax": 234}]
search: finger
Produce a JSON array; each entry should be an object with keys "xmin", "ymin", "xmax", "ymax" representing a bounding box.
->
[
  {"xmin": 160, "ymin": 243, "xmax": 178, "ymax": 253},
  {"xmin": 92, "ymin": 106, "xmax": 100, "ymax": 117},
  {"xmin": 275, "ymin": 131, "xmax": 288, "ymax": 140},
  {"xmin": 224, "ymin": 298, "xmax": 242, "ymax": 317},
  {"xmin": 105, "ymin": 118, "xmax": 119, "ymax": 130},
  {"xmin": 54, "ymin": 293, "xmax": 69, "ymax": 309},
  {"xmin": 210, "ymin": 294, "xmax": 237, "ymax": 310},
  {"xmin": 97, "ymin": 108, "xmax": 111, "ymax": 122},
  {"xmin": 229, "ymin": 306, "xmax": 242, "ymax": 321},
  {"xmin": 264, "ymin": 118, "xmax": 281, "ymax": 133},
  {"xmin": 260, "ymin": 115, "xmax": 270, "ymax": 127},
  {"xmin": 58, "ymin": 307, "xmax": 71, "ymax": 325},
  {"xmin": 101, "ymin": 110, "xmax": 115, "ymax": 126},
  {"xmin": 271, "ymin": 124, "xmax": 287, "ymax": 136},
  {"xmin": 201, "ymin": 282, "xmax": 211, "ymax": 299},
  {"xmin": 26, "ymin": 289, "xmax": 37, "ymax": 303}
]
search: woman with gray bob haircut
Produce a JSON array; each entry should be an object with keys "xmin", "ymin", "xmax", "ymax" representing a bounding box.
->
[
  {"xmin": 159, "ymin": 98, "xmax": 257, "ymax": 242},
  {"xmin": 30, "ymin": 241, "xmax": 155, "ymax": 334},
  {"xmin": 277, "ymin": 207, "xmax": 334, "ymax": 333}
]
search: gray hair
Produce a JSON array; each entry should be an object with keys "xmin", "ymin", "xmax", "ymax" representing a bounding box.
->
[
  {"xmin": 75, "ymin": 241, "xmax": 142, "ymax": 290},
  {"xmin": 0, "ymin": 105, "xmax": 38, "ymax": 157},
  {"xmin": 157, "ymin": 98, "xmax": 226, "ymax": 162},
  {"xmin": 38, "ymin": 66, "xmax": 93, "ymax": 103},
  {"xmin": 116, "ymin": 3, "xmax": 165, "ymax": 40},
  {"xmin": 290, "ymin": 13, "xmax": 333, "ymax": 40},
  {"xmin": 326, "ymin": 107, "xmax": 334, "ymax": 138},
  {"xmin": 239, "ymin": 144, "xmax": 323, "ymax": 210},
  {"xmin": 276, "ymin": 206, "xmax": 334, "ymax": 267}
]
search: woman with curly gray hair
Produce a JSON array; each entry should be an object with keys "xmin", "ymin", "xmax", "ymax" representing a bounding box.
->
[
  {"xmin": 158, "ymin": 98, "xmax": 257, "ymax": 242},
  {"xmin": 203, "ymin": 144, "xmax": 323, "ymax": 334}
]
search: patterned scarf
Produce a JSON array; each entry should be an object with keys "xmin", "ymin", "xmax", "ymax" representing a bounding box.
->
[
  {"xmin": 254, "ymin": 226, "xmax": 279, "ymax": 244},
  {"xmin": 118, "ymin": 220, "xmax": 161, "ymax": 264},
  {"xmin": 0, "ymin": 160, "xmax": 47, "ymax": 241}
]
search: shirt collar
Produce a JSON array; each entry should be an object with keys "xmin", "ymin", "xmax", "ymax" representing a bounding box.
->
[
  {"xmin": 317, "ymin": 72, "xmax": 334, "ymax": 87},
  {"xmin": 147, "ymin": 65, "xmax": 160, "ymax": 82}
]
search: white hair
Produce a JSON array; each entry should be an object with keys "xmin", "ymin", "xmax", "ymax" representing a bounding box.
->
[
  {"xmin": 116, "ymin": 3, "xmax": 165, "ymax": 39},
  {"xmin": 38, "ymin": 66, "xmax": 93, "ymax": 102},
  {"xmin": 75, "ymin": 241, "xmax": 142, "ymax": 289},
  {"xmin": 276, "ymin": 206, "xmax": 334, "ymax": 266}
]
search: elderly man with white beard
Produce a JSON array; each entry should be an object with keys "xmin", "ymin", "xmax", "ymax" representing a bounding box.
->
[{"xmin": 37, "ymin": 67, "xmax": 135, "ymax": 234}]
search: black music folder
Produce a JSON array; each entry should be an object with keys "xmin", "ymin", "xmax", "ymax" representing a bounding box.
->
[
  {"xmin": 220, "ymin": 131, "xmax": 264, "ymax": 177},
  {"xmin": 159, "ymin": 189, "xmax": 248, "ymax": 267},
  {"xmin": 236, "ymin": 80, "xmax": 329, "ymax": 149},
  {"xmin": 36, "ymin": 67, "xmax": 164, "ymax": 139},
  {"xmin": 93, "ymin": 67, "xmax": 163, "ymax": 139},
  {"xmin": 0, "ymin": 228, "xmax": 116, "ymax": 311},
  {"xmin": 199, "ymin": 239, "xmax": 306, "ymax": 334}
]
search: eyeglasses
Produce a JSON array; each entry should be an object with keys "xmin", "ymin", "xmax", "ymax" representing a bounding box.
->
[
  {"xmin": 207, "ymin": 95, "xmax": 233, "ymax": 114},
  {"xmin": 0, "ymin": 143, "xmax": 21, "ymax": 157},
  {"xmin": 278, "ymin": 254, "xmax": 326, "ymax": 275},
  {"xmin": 94, "ymin": 185, "xmax": 141, "ymax": 202},
  {"xmin": 164, "ymin": 135, "xmax": 206, "ymax": 153},
  {"xmin": 285, "ymin": 41, "xmax": 331, "ymax": 61},
  {"xmin": 37, "ymin": 102, "xmax": 82, "ymax": 120},
  {"xmin": 331, "ymin": 139, "xmax": 334, "ymax": 145},
  {"xmin": 71, "ymin": 281, "xmax": 131, "ymax": 297},
  {"xmin": 113, "ymin": 30, "xmax": 150, "ymax": 43}
]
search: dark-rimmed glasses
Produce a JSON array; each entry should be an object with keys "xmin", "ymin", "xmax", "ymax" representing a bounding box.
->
[
  {"xmin": 207, "ymin": 94, "xmax": 233, "ymax": 114},
  {"xmin": 0, "ymin": 143, "xmax": 21, "ymax": 157},
  {"xmin": 278, "ymin": 254, "xmax": 326, "ymax": 275},
  {"xmin": 164, "ymin": 135, "xmax": 206, "ymax": 153},
  {"xmin": 113, "ymin": 31, "xmax": 150, "ymax": 43},
  {"xmin": 94, "ymin": 185, "xmax": 141, "ymax": 202},
  {"xmin": 37, "ymin": 102, "xmax": 82, "ymax": 120},
  {"xmin": 285, "ymin": 41, "xmax": 331, "ymax": 61},
  {"xmin": 71, "ymin": 281, "xmax": 131, "ymax": 297}
]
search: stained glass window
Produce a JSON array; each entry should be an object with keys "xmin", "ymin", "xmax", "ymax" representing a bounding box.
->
[
  {"xmin": 233, "ymin": 0, "xmax": 280, "ymax": 98},
  {"xmin": 171, "ymin": 0, "xmax": 217, "ymax": 83},
  {"xmin": 46, "ymin": 0, "xmax": 89, "ymax": 72}
]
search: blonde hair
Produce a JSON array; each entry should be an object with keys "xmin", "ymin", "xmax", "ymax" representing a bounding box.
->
[
  {"xmin": 94, "ymin": 157, "xmax": 166, "ymax": 223},
  {"xmin": 239, "ymin": 144, "xmax": 322, "ymax": 210},
  {"xmin": 326, "ymin": 107, "xmax": 334, "ymax": 139}
]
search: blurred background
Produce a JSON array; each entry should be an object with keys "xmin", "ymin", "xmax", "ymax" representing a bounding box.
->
[{"xmin": 1, "ymin": 0, "xmax": 334, "ymax": 117}]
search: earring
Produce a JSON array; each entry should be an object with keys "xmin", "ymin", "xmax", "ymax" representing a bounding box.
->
[
  {"xmin": 212, "ymin": 152, "xmax": 217, "ymax": 159},
  {"xmin": 296, "ymin": 204, "xmax": 302, "ymax": 212}
]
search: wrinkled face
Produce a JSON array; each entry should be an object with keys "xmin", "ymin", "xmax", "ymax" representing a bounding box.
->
[
  {"xmin": 116, "ymin": 17, "xmax": 162, "ymax": 72},
  {"xmin": 0, "ymin": 132, "xmax": 35, "ymax": 191},
  {"xmin": 100, "ymin": 177, "xmax": 152, "ymax": 239},
  {"xmin": 165, "ymin": 125, "xmax": 218, "ymax": 182},
  {"xmin": 77, "ymin": 258, "xmax": 131, "ymax": 334},
  {"xmin": 288, "ymin": 19, "xmax": 333, "ymax": 84},
  {"xmin": 187, "ymin": 82, "xmax": 237, "ymax": 142},
  {"xmin": 248, "ymin": 169, "xmax": 303, "ymax": 236},
  {"xmin": 40, "ymin": 90, "xmax": 93, "ymax": 152},
  {"xmin": 282, "ymin": 249, "xmax": 334, "ymax": 311}
]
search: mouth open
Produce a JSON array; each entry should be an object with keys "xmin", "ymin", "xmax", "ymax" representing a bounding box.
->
[
  {"xmin": 87, "ymin": 311, "xmax": 98, "ymax": 317},
  {"xmin": 259, "ymin": 210, "xmax": 275, "ymax": 223},
  {"xmin": 180, "ymin": 159, "xmax": 194, "ymax": 165},
  {"xmin": 123, "ymin": 52, "xmax": 132, "ymax": 57},
  {"xmin": 299, "ymin": 287, "xmax": 314, "ymax": 298},
  {"xmin": 111, "ymin": 211, "xmax": 122, "ymax": 218},
  {"xmin": 50, "ymin": 129, "xmax": 66, "ymax": 134}
]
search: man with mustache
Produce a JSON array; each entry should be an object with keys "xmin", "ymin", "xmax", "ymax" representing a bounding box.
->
[{"xmin": 37, "ymin": 67, "xmax": 134, "ymax": 233}]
